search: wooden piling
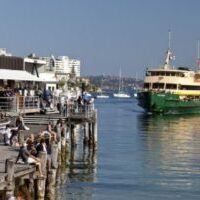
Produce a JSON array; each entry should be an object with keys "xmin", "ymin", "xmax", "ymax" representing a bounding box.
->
[
  {"xmin": 46, "ymin": 169, "xmax": 57, "ymax": 200},
  {"xmin": 88, "ymin": 123, "xmax": 93, "ymax": 148},
  {"xmin": 55, "ymin": 124, "xmax": 62, "ymax": 167},
  {"xmin": 18, "ymin": 130, "xmax": 25, "ymax": 145},
  {"xmin": 51, "ymin": 144, "xmax": 58, "ymax": 169},
  {"xmin": 71, "ymin": 124, "xmax": 76, "ymax": 147},
  {"xmin": 35, "ymin": 151, "xmax": 47, "ymax": 199},
  {"xmin": 26, "ymin": 174, "xmax": 34, "ymax": 198},
  {"xmin": 92, "ymin": 110, "xmax": 98, "ymax": 150},
  {"xmin": 83, "ymin": 122, "xmax": 89, "ymax": 146},
  {"xmin": 61, "ymin": 125, "xmax": 67, "ymax": 162},
  {"xmin": 5, "ymin": 159, "xmax": 15, "ymax": 198},
  {"xmin": 38, "ymin": 151, "xmax": 47, "ymax": 177}
]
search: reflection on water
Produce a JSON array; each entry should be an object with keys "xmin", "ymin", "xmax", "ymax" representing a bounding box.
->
[
  {"xmin": 55, "ymin": 126, "xmax": 97, "ymax": 200},
  {"xmin": 56, "ymin": 99, "xmax": 200, "ymax": 200},
  {"xmin": 137, "ymin": 114, "xmax": 200, "ymax": 192}
]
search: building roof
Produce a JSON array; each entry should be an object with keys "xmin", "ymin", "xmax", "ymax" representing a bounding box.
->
[{"xmin": 0, "ymin": 69, "xmax": 44, "ymax": 82}]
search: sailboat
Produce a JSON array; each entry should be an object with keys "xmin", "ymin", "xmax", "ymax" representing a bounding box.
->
[
  {"xmin": 96, "ymin": 76, "xmax": 109, "ymax": 99},
  {"xmin": 113, "ymin": 69, "xmax": 130, "ymax": 98},
  {"xmin": 133, "ymin": 72, "xmax": 138, "ymax": 98}
]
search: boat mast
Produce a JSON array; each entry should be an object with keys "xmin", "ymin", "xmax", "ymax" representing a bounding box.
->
[
  {"xmin": 119, "ymin": 68, "xmax": 121, "ymax": 93},
  {"xmin": 163, "ymin": 30, "xmax": 173, "ymax": 69},
  {"xmin": 197, "ymin": 40, "xmax": 200, "ymax": 71}
]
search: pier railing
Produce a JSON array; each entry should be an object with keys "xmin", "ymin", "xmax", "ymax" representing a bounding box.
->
[
  {"xmin": 66, "ymin": 103, "xmax": 95, "ymax": 119},
  {"xmin": 0, "ymin": 96, "xmax": 40, "ymax": 114}
]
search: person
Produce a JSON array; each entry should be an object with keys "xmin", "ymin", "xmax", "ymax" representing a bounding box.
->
[
  {"xmin": 46, "ymin": 122, "xmax": 57, "ymax": 141},
  {"xmin": 26, "ymin": 134, "xmax": 37, "ymax": 156},
  {"xmin": 10, "ymin": 115, "xmax": 29, "ymax": 146},
  {"xmin": 77, "ymin": 95, "xmax": 83, "ymax": 112},
  {"xmin": 36, "ymin": 137, "xmax": 51, "ymax": 171},
  {"xmin": 55, "ymin": 118, "xmax": 66, "ymax": 139},
  {"xmin": 2, "ymin": 124, "xmax": 11, "ymax": 145},
  {"xmin": 16, "ymin": 143, "xmax": 43, "ymax": 177},
  {"xmin": 42, "ymin": 88, "xmax": 52, "ymax": 107}
]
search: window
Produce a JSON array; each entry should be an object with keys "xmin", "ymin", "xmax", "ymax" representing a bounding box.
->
[
  {"xmin": 166, "ymin": 84, "xmax": 177, "ymax": 89},
  {"xmin": 180, "ymin": 85, "xmax": 200, "ymax": 90},
  {"xmin": 144, "ymin": 83, "xmax": 150, "ymax": 89},
  {"xmin": 152, "ymin": 83, "xmax": 164, "ymax": 89}
]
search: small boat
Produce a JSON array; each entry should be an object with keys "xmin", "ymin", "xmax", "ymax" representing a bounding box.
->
[
  {"xmin": 113, "ymin": 69, "xmax": 130, "ymax": 98},
  {"xmin": 96, "ymin": 94, "xmax": 109, "ymax": 99},
  {"xmin": 113, "ymin": 93, "xmax": 130, "ymax": 98},
  {"xmin": 138, "ymin": 33, "xmax": 200, "ymax": 114},
  {"xmin": 96, "ymin": 76, "xmax": 109, "ymax": 99}
]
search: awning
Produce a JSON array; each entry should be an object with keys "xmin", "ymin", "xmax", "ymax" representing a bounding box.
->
[{"xmin": 0, "ymin": 69, "xmax": 44, "ymax": 82}]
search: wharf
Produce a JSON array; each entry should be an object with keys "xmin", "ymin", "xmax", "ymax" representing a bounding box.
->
[{"xmin": 0, "ymin": 103, "xmax": 98, "ymax": 199}]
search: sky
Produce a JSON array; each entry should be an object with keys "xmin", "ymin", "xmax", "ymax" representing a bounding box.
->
[{"xmin": 1, "ymin": 0, "xmax": 200, "ymax": 78}]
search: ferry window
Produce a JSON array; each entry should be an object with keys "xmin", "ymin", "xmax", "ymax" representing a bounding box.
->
[
  {"xmin": 152, "ymin": 83, "xmax": 164, "ymax": 89},
  {"xmin": 166, "ymin": 72, "xmax": 170, "ymax": 76},
  {"xmin": 180, "ymin": 85, "xmax": 200, "ymax": 90},
  {"xmin": 144, "ymin": 83, "xmax": 150, "ymax": 89},
  {"xmin": 166, "ymin": 84, "xmax": 177, "ymax": 89}
]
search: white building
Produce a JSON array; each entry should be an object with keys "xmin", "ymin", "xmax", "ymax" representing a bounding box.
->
[
  {"xmin": 40, "ymin": 55, "xmax": 81, "ymax": 77},
  {"xmin": 0, "ymin": 48, "xmax": 12, "ymax": 56},
  {"xmin": 69, "ymin": 59, "xmax": 80, "ymax": 77}
]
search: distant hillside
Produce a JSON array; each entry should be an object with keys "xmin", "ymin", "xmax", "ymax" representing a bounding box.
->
[{"xmin": 85, "ymin": 75, "xmax": 143, "ymax": 92}]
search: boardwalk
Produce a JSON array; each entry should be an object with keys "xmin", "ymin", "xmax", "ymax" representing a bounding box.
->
[{"xmin": 0, "ymin": 103, "xmax": 98, "ymax": 199}]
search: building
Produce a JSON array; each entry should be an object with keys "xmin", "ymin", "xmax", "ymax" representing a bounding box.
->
[
  {"xmin": 0, "ymin": 48, "xmax": 12, "ymax": 56},
  {"xmin": 40, "ymin": 55, "xmax": 81, "ymax": 77},
  {"xmin": 69, "ymin": 59, "xmax": 80, "ymax": 77},
  {"xmin": 0, "ymin": 50, "xmax": 45, "ymax": 90}
]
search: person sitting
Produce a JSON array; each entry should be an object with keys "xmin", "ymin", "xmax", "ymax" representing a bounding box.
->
[
  {"xmin": 46, "ymin": 122, "xmax": 57, "ymax": 141},
  {"xmin": 26, "ymin": 134, "xmax": 37, "ymax": 156},
  {"xmin": 16, "ymin": 143, "xmax": 43, "ymax": 177}
]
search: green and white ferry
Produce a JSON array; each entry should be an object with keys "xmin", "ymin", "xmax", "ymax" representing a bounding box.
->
[{"xmin": 138, "ymin": 48, "xmax": 200, "ymax": 114}]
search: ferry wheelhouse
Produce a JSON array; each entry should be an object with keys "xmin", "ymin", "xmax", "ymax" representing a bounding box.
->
[{"xmin": 138, "ymin": 49, "xmax": 200, "ymax": 114}]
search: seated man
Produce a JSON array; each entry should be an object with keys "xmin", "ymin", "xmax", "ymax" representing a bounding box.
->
[{"xmin": 16, "ymin": 143, "xmax": 43, "ymax": 177}]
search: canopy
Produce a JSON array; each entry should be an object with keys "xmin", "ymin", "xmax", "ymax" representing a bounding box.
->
[{"xmin": 0, "ymin": 69, "xmax": 44, "ymax": 82}]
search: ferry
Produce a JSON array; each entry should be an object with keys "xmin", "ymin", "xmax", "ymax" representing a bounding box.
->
[{"xmin": 138, "ymin": 44, "xmax": 200, "ymax": 114}]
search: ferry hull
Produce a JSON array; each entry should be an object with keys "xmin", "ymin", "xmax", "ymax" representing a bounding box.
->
[{"xmin": 138, "ymin": 91, "xmax": 200, "ymax": 114}]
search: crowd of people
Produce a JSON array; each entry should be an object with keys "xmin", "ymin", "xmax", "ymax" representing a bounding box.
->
[{"xmin": 0, "ymin": 115, "xmax": 68, "ymax": 178}]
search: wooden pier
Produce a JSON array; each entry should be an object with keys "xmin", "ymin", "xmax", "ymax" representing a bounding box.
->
[{"xmin": 0, "ymin": 103, "xmax": 98, "ymax": 199}]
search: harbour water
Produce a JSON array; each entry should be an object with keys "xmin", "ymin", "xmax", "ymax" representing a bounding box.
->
[{"xmin": 56, "ymin": 98, "xmax": 200, "ymax": 200}]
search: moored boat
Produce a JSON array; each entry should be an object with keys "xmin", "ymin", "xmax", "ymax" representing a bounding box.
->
[
  {"xmin": 138, "ymin": 37, "xmax": 200, "ymax": 114},
  {"xmin": 113, "ymin": 68, "xmax": 130, "ymax": 98},
  {"xmin": 113, "ymin": 93, "xmax": 130, "ymax": 98},
  {"xmin": 96, "ymin": 94, "xmax": 109, "ymax": 99}
]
